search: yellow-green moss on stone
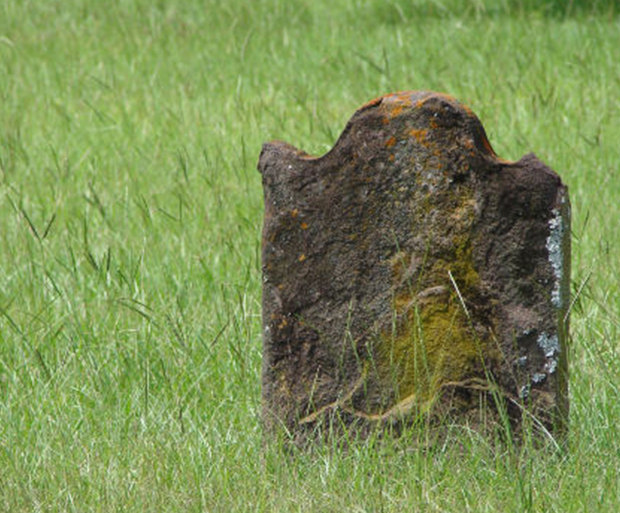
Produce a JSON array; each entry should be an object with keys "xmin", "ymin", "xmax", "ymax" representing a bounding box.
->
[{"xmin": 371, "ymin": 188, "xmax": 497, "ymax": 417}]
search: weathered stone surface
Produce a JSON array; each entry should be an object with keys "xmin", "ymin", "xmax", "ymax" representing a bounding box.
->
[{"xmin": 258, "ymin": 91, "xmax": 570, "ymax": 441}]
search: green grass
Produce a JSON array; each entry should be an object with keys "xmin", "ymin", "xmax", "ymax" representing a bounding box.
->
[{"xmin": 1, "ymin": 0, "xmax": 619, "ymax": 510}]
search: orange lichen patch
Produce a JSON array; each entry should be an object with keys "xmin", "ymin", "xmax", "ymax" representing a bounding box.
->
[
  {"xmin": 385, "ymin": 136, "xmax": 397, "ymax": 148},
  {"xmin": 358, "ymin": 91, "xmax": 416, "ymax": 120},
  {"xmin": 291, "ymin": 209, "xmax": 299, "ymax": 218},
  {"xmin": 478, "ymin": 133, "xmax": 513, "ymax": 164},
  {"xmin": 294, "ymin": 148, "xmax": 312, "ymax": 159},
  {"xmin": 389, "ymin": 91, "xmax": 415, "ymax": 102},
  {"xmin": 359, "ymin": 95, "xmax": 384, "ymax": 111},
  {"xmin": 298, "ymin": 254, "xmax": 306, "ymax": 262},
  {"xmin": 480, "ymin": 133, "xmax": 498, "ymax": 157},
  {"xmin": 388, "ymin": 104, "xmax": 404, "ymax": 118},
  {"xmin": 451, "ymin": 129, "xmax": 512, "ymax": 165},
  {"xmin": 381, "ymin": 92, "xmax": 414, "ymax": 120},
  {"xmin": 300, "ymin": 222, "xmax": 308, "ymax": 230},
  {"xmin": 299, "ymin": 154, "xmax": 318, "ymax": 161},
  {"xmin": 389, "ymin": 154, "xmax": 395, "ymax": 162},
  {"xmin": 408, "ymin": 128, "xmax": 428, "ymax": 145}
]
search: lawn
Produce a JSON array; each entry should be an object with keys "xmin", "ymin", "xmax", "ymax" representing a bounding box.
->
[{"xmin": 1, "ymin": 0, "xmax": 619, "ymax": 511}]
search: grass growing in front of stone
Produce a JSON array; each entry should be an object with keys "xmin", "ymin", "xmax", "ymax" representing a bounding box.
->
[{"xmin": 1, "ymin": 0, "xmax": 619, "ymax": 510}]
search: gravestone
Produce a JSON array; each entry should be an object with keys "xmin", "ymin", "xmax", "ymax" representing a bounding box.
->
[{"xmin": 259, "ymin": 91, "xmax": 570, "ymax": 441}]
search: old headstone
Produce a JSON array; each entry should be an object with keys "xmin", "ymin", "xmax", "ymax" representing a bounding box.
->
[{"xmin": 259, "ymin": 91, "xmax": 570, "ymax": 441}]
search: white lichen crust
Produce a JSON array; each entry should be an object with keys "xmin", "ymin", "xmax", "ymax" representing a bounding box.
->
[
  {"xmin": 546, "ymin": 199, "xmax": 565, "ymax": 310},
  {"xmin": 536, "ymin": 331, "xmax": 559, "ymax": 380},
  {"xmin": 530, "ymin": 189, "xmax": 569, "ymax": 388}
]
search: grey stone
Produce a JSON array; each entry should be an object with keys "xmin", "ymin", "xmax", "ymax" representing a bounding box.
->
[{"xmin": 258, "ymin": 91, "xmax": 570, "ymax": 442}]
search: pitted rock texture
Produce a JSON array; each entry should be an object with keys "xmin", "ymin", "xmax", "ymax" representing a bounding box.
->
[{"xmin": 259, "ymin": 91, "xmax": 570, "ymax": 441}]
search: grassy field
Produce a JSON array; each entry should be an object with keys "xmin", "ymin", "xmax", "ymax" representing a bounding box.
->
[{"xmin": 1, "ymin": 0, "xmax": 620, "ymax": 510}]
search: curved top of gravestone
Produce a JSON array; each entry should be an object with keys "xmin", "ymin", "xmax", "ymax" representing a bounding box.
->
[{"xmin": 259, "ymin": 91, "xmax": 513, "ymax": 179}]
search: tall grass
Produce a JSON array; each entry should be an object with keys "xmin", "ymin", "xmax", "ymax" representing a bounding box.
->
[{"xmin": 1, "ymin": 0, "xmax": 619, "ymax": 510}]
